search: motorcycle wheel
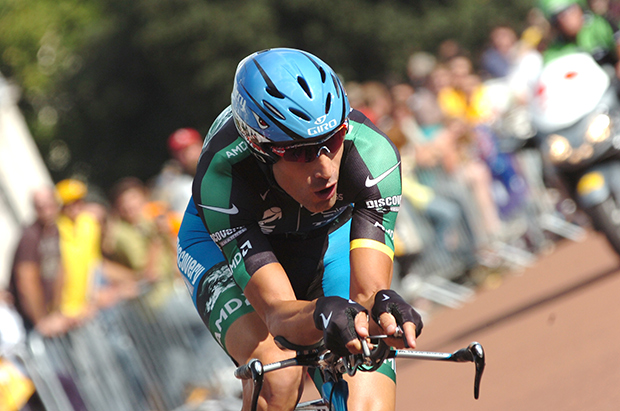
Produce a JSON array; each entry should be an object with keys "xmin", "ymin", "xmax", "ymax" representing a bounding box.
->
[{"xmin": 588, "ymin": 195, "xmax": 620, "ymax": 256}]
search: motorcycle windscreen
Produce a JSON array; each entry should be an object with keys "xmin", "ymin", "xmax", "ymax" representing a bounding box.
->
[{"xmin": 530, "ymin": 52, "xmax": 610, "ymax": 134}]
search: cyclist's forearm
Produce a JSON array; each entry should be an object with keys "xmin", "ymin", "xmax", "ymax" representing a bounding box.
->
[
  {"xmin": 265, "ymin": 300, "xmax": 322, "ymax": 345},
  {"xmin": 243, "ymin": 262, "xmax": 322, "ymax": 345},
  {"xmin": 349, "ymin": 247, "xmax": 394, "ymax": 308}
]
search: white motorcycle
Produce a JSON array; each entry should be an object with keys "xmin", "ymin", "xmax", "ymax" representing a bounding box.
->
[{"xmin": 530, "ymin": 52, "xmax": 620, "ymax": 255}]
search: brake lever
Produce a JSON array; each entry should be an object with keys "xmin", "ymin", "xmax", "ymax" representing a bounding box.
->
[
  {"xmin": 469, "ymin": 342, "xmax": 485, "ymax": 400},
  {"xmin": 361, "ymin": 337, "xmax": 371, "ymax": 357},
  {"xmin": 368, "ymin": 325, "xmax": 408, "ymax": 348},
  {"xmin": 451, "ymin": 342, "xmax": 485, "ymax": 399}
]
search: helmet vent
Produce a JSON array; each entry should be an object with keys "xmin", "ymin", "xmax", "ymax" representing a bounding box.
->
[
  {"xmin": 331, "ymin": 74, "xmax": 341, "ymax": 98},
  {"xmin": 325, "ymin": 93, "xmax": 332, "ymax": 114},
  {"xmin": 254, "ymin": 60, "xmax": 285, "ymax": 99},
  {"xmin": 263, "ymin": 101, "xmax": 286, "ymax": 120},
  {"xmin": 289, "ymin": 108, "xmax": 311, "ymax": 121},
  {"xmin": 266, "ymin": 85, "xmax": 285, "ymax": 99},
  {"xmin": 297, "ymin": 76, "xmax": 312, "ymax": 98},
  {"xmin": 318, "ymin": 67, "xmax": 327, "ymax": 83}
]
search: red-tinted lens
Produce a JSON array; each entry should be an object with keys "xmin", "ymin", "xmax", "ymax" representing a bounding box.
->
[{"xmin": 279, "ymin": 124, "xmax": 347, "ymax": 163}]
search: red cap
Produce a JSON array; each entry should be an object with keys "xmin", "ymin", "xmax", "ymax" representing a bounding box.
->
[{"xmin": 167, "ymin": 128, "xmax": 202, "ymax": 152}]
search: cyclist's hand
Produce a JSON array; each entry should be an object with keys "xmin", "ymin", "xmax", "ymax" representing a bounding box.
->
[
  {"xmin": 314, "ymin": 296, "xmax": 369, "ymax": 357},
  {"xmin": 371, "ymin": 289, "xmax": 423, "ymax": 349}
]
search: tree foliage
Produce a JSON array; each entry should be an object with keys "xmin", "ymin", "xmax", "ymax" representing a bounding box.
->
[{"xmin": 0, "ymin": 0, "xmax": 535, "ymax": 188}]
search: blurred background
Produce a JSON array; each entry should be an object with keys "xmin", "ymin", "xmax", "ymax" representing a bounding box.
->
[
  {"xmin": 1, "ymin": 0, "xmax": 537, "ymax": 189},
  {"xmin": 3, "ymin": 0, "xmax": 620, "ymax": 410}
]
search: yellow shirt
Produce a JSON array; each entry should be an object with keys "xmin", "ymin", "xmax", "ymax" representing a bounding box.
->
[
  {"xmin": 438, "ymin": 86, "xmax": 494, "ymax": 125},
  {"xmin": 402, "ymin": 174, "xmax": 435, "ymax": 210},
  {"xmin": 57, "ymin": 212, "xmax": 101, "ymax": 317}
]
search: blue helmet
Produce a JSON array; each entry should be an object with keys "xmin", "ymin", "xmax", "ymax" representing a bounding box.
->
[{"xmin": 231, "ymin": 48, "xmax": 350, "ymax": 163}]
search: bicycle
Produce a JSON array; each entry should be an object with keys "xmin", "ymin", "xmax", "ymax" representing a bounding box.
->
[{"xmin": 234, "ymin": 334, "xmax": 485, "ymax": 411}]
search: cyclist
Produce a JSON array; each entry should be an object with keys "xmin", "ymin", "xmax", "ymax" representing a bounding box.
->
[
  {"xmin": 539, "ymin": 0, "xmax": 620, "ymax": 75},
  {"xmin": 176, "ymin": 48, "xmax": 423, "ymax": 411}
]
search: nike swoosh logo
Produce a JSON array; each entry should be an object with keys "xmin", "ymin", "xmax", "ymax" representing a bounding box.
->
[
  {"xmin": 365, "ymin": 162, "xmax": 400, "ymax": 187},
  {"xmin": 320, "ymin": 312, "xmax": 333, "ymax": 329},
  {"xmin": 382, "ymin": 294, "xmax": 390, "ymax": 301},
  {"xmin": 198, "ymin": 203, "xmax": 239, "ymax": 215}
]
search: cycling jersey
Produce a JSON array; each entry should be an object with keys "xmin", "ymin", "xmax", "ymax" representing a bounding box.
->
[
  {"xmin": 190, "ymin": 106, "xmax": 402, "ymax": 295},
  {"xmin": 177, "ymin": 106, "xmax": 400, "ymax": 380},
  {"xmin": 544, "ymin": 12, "xmax": 620, "ymax": 66}
]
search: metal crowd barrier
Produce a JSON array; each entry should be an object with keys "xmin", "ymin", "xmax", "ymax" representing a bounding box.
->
[{"xmin": 15, "ymin": 282, "xmax": 242, "ymax": 411}]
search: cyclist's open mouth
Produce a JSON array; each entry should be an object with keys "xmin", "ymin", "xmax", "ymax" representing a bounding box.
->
[{"xmin": 315, "ymin": 185, "xmax": 336, "ymax": 200}]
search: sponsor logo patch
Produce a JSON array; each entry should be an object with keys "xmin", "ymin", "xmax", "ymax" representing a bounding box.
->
[
  {"xmin": 210, "ymin": 226, "xmax": 248, "ymax": 247},
  {"xmin": 177, "ymin": 241, "xmax": 207, "ymax": 288},
  {"xmin": 373, "ymin": 221, "xmax": 395, "ymax": 240},
  {"xmin": 226, "ymin": 140, "xmax": 248, "ymax": 158},
  {"xmin": 259, "ymin": 207, "xmax": 283, "ymax": 234},
  {"xmin": 366, "ymin": 195, "xmax": 402, "ymax": 213},
  {"xmin": 198, "ymin": 203, "xmax": 239, "ymax": 215},
  {"xmin": 365, "ymin": 162, "xmax": 400, "ymax": 187}
]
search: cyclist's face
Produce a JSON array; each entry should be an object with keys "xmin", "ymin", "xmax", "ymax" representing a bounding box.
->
[{"xmin": 272, "ymin": 141, "xmax": 343, "ymax": 213}]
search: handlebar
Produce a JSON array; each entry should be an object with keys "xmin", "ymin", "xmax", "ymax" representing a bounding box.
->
[
  {"xmin": 234, "ymin": 358, "xmax": 263, "ymax": 380},
  {"xmin": 234, "ymin": 337, "xmax": 486, "ymax": 401},
  {"xmin": 394, "ymin": 342, "xmax": 485, "ymax": 399}
]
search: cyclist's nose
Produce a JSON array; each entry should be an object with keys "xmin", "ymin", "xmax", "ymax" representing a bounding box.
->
[{"xmin": 313, "ymin": 150, "xmax": 336, "ymax": 180}]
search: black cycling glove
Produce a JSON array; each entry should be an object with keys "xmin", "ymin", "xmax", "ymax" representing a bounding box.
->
[
  {"xmin": 371, "ymin": 289, "xmax": 423, "ymax": 338},
  {"xmin": 313, "ymin": 296, "xmax": 368, "ymax": 357}
]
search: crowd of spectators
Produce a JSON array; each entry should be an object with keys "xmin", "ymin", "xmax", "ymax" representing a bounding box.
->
[
  {"xmin": 7, "ymin": 129, "xmax": 200, "ymax": 336},
  {"xmin": 4, "ymin": 2, "xmax": 620, "ymax": 409},
  {"xmin": 345, "ymin": 22, "xmax": 547, "ymax": 280},
  {"xmin": 345, "ymin": 1, "xmax": 620, "ymax": 283},
  {"xmin": 2, "ymin": 127, "xmax": 202, "ymax": 410}
]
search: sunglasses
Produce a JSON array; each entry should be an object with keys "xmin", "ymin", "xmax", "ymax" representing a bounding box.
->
[{"xmin": 270, "ymin": 121, "xmax": 348, "ymax": 163}]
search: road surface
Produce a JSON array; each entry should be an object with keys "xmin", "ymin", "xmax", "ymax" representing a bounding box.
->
[{"xmin": 395, "ymin": 230, "xmax": 620, "ymax": 411}]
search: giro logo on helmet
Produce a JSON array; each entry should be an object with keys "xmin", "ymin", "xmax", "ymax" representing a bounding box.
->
[
  {"xmin": 308, "ymin": 119, "xmax": 338, "ymax": 136},
  {"xmin": 315, "ymin": 115, "xmax": 328, "ymax": 125}
]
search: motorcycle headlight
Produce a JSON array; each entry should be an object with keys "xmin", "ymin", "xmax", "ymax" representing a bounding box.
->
[
  {"xmin": 548, "ymin": 134, "xmax": 572, "ymax": 163},
  {"xmin": 586, "ymin": 114, "xmax": 611, "ymax": 143}
]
